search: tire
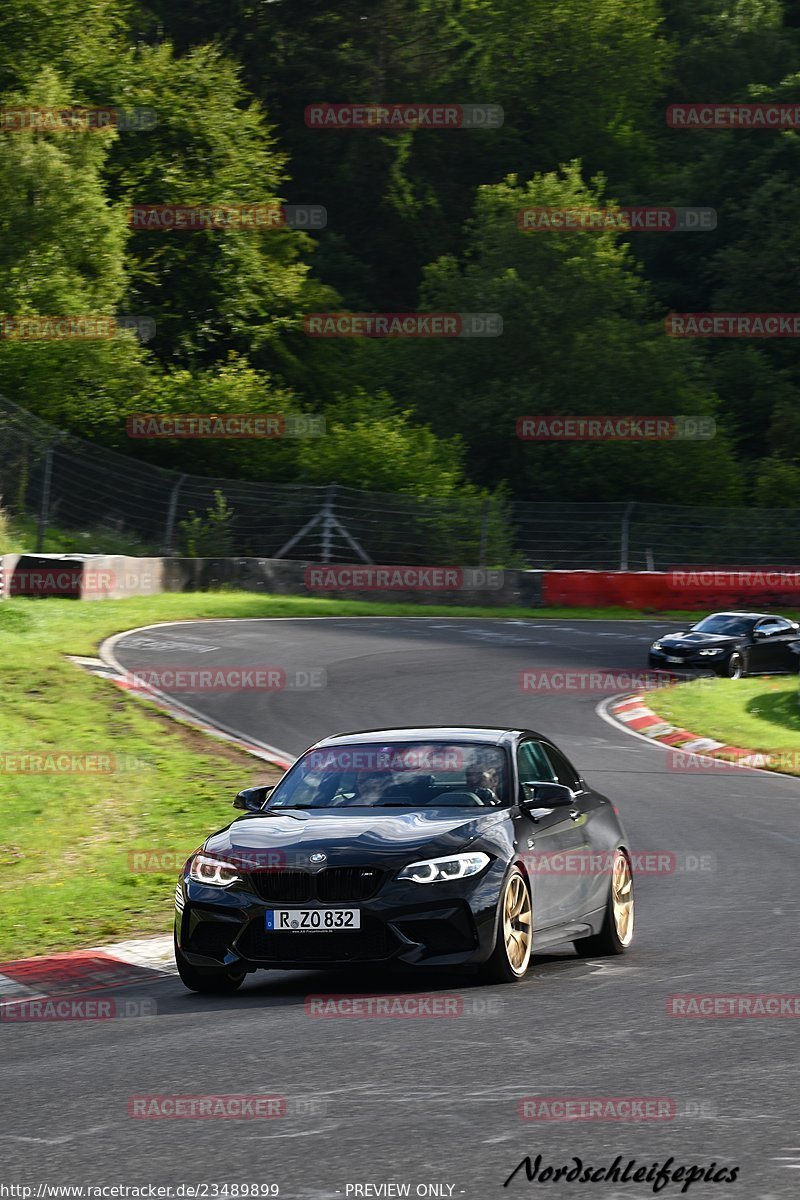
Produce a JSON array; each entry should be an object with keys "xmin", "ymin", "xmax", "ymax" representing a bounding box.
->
[
  {"xmin": 574, "ymin": 849, "xmax": 634, "ymax": 957},
  {"xmin": 174, "ymin": 932, "xmax": 246, "ymax": 994},
  {"xmin": 481, "ymin": 867, "xmax": 533, "ymax": 983},
  {"xmin": 725, "ymin": 652, "xmax": 745, "ymax": 680}
]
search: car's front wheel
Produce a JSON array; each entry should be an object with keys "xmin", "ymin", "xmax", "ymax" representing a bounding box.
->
[
  {"xmin": 574, "ymin": 849, "xmax": 634, "ymax": 957},
  {"xmin": 725, "ymin": 651, "xmax": 746, "ymax": 679},
  {"xmin": 482, "ymin": 867, "xmax": 533, "ymax": 983},
  {"xmin": 174, "ymin": 932, "xmax": 246, "ymax": 994}
]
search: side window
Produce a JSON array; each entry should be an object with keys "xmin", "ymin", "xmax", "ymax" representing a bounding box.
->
[
  {"xmin": 756, "ymin": 619, "xmax": 781, "ymax": 637},
  {"xmin": 517, "ymin": 740, "xmax": 556, "ymax": 784},
  {"xmin": 541, "ymin": 744, "xmax": 581, "ymax": 790}
]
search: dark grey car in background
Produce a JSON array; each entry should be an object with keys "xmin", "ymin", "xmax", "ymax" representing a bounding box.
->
[{"xmin": 648, "ymin": 611, "xmax": 800, "ymax": 679}]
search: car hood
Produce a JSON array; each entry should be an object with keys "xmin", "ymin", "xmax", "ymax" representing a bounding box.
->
[
  {"xmin": 205, "ymin": 807, "xmax": 509, "ymax": 869},
  {"xmin": 658, "ymin": 632, "xmax": 741, "ymax": 649}
]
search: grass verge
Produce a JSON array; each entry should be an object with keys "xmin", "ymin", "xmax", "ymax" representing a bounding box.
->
[{"xmin": 644, "ymin": 675, "xmax": 800, "ymax": 774}]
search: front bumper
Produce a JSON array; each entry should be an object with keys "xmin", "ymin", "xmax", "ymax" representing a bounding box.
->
[
  {"xmin": 648, "ymin": 648, "xmax": 728, "ymax": 672},
  {"xmin": 175, "ymin": 860, "xmax": 507, "ymax": 972}
]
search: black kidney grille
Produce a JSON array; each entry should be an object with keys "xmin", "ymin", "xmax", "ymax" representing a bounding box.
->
[
  {"xmin": 317, "ymin": 866, "xmax": 385, "ymax": 901},
  {"xmin": 247, "ymin": 866, "xmax": 385, "ymax": 902},
  {"xmin": 248, "ymin": 870, "xmax": 312, "ymax": 902}
]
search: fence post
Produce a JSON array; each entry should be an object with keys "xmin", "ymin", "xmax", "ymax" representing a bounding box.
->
[
  {"xmin": 163, "ymin": 473, "xmax": 187, "ymax": 555},
  {"xmin": 619, "ymin": 501, "xmax": 636, "ymax": 571},
  {"xmin": 479, "ymin": 499, "xmax": 490, "ymax": 568},
  {"xmin": 321, "ymin": 484, "xmax": 337, "ymax": 564},
  {"xmin": 35, "ymin": 437, "xmax": 59, "ymax": 553}
]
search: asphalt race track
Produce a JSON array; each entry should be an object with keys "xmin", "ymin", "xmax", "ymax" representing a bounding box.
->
[{"xmin": 5, "ymin": 617, "xmax": 800, "ymax": 1197}]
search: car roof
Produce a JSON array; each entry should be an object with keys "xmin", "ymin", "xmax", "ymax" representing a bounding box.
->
[
  {"xmin": 307, "ymin": 726, "xmax": 534, "ymax": 751},
  {"xmin": 700, "ymin": 611, "xmax": 777, "ymax": 621}
]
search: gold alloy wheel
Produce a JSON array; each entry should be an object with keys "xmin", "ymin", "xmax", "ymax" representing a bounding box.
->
[
  {"xmin": 611, "ymin": 852, "xmax": 634, "ymax": 946},
  {"xmin": 503, "ymin": 872, "xmax": 532, "ymax": 975}
]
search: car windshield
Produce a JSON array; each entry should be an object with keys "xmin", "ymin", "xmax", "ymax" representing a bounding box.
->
[
  {"xmin": 266, "ymin": 741, "xmax": 509, "ymax": 809},
  {"xmin": 692, "ymin": 615, "xmax": 756, "ymax": 636}
]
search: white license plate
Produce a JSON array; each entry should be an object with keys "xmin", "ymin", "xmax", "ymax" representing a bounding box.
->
[
  {"xmin": 666, "ymin": 656, "xmax": 684, "ymax": 663},
  {"xmin": 265, "ymin": 908, "xmax": 360, "ymax": 932}
]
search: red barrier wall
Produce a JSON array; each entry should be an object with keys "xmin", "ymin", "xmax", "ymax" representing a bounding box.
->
[{"xmin": 541, "ymin": 570, "xmax": 800, "ymax": 610}]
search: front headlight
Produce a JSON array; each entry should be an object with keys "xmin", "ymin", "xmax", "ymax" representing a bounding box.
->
[
  {"xmin": 189, "ymin": 851, "xmax": 240, "ymax": 887},
  {"xmin": 698, "ymin": 648, "xmax": 723, "ymax": 656},
  {"xmin": 651, "ymin": 642, "xmax": 663, "ymax": 651},
  {"xmin": 396, "ymin": 852, "xmax": 491, "ymax": 884}
]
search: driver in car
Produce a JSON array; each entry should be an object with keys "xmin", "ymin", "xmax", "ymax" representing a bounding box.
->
[
  {"xmin": 465, "ymin": 761, "xmax": 502, "ymax": 806},
  {"xmin": 354, "ymin": 771, "xmax": 392, "ymax": 805}
]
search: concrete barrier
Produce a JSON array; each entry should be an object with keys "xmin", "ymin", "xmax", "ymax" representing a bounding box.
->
[
  {"xmin": 162, "ymin": 558, "xmax": 544, "ymax": 607},
  {"xmin": 0, "ymin": 555, "xmax": 542, "ymax": 606},
  {"xmin": 1, "ymin": 554, "xmax": 164, "ymax": 600}
]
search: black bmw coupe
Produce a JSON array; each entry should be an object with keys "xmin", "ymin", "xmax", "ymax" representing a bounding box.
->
[
  {"xmin": 648, "ymin": 611, "xmax": 800, "ymax": 679},
  {"xmin": 174, "ymin": 726, "xmax": 633, "ymax": 991}
]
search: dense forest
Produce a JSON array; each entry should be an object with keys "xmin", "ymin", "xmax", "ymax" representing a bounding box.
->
[{"xmin": 3, "ymin": 0, "xmax": 800, "ymax": 508}]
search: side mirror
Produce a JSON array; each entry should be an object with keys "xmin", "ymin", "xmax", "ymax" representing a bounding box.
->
[
  {"xmin": 753, "ymin": 629, "xmax": 767, "ymax": 640},
  {"xmin": 519, "ymin": 781, "xmax": 574, "ymax": 809},
  {"xmin": 233, "ymin": 785, "xmax": 273, "ymax": 812}
]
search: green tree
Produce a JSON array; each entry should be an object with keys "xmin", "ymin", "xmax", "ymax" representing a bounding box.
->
[
  {"xmin": 376, "ymin": 164, "xmax": 741, "ymax": 503},
  {"xmin": 0, "ymin": 69, "xmax": 151, "ymax": 432},
  {"xmin": 103, "ymin": 42, "xmax": 333, "ymax": 386},
  {"xmin": 0, "ymin": 0, "xmax": 128, "ymax": 94},
  {"xmin": 295, "ymin": 389, "xmax": 468, "ymax": 496},
  {"xmin": 753, "ymin": 455, "xmax": 800, "ymax": 506}
]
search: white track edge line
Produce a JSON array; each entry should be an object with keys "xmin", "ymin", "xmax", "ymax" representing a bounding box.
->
[{"xmin": 99, "ymin": 624, "xmax": 297, "ymax": 768}]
